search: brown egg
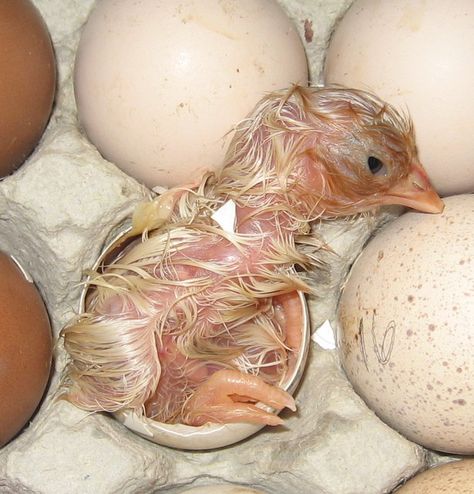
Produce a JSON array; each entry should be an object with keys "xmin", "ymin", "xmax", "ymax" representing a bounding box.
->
[
  {"xmin": 0, "ymin": 0, "xmax": 56, "ymax": 177},
  {"xmin": 396, "ymin": 459, "xmax": 474, "ymax": 493},
  {"xmin": 0, "ymin": 252, "xmax": 52, "ymax": 446}
]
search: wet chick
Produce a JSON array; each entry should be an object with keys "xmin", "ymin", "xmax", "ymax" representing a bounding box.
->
[{"xmin": 61, "ymin": 85, "xmax": 443, "ymax": 427}]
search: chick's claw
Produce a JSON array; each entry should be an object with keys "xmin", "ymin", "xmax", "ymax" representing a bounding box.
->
[{"xmin": 182, "ymin": 369, "xmax": 296, "ymax": 427}]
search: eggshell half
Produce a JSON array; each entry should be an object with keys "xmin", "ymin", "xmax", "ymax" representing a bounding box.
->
[
  {"xmin": 396, "ymin": 459, "xmax": 474, "ymax": 493},
  {"xmin": 84, "ymin": 225, "xmax": 310, "ymax": 450},
  {"xmin": 337, "ymin": 195, "xmax": 474, "ymax": 454},
  {"xmin": 324, "ymin": 0, "xmax": 474, "ymax": 196},
  {"xmin": 74, "ymin": 0, "xmax": 308, "ymax": 188}
]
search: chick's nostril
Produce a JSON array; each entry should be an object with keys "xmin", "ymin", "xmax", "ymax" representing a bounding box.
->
[{"xmin": 412, "ymin": 179, "xmax": 425, "ymax": 191}]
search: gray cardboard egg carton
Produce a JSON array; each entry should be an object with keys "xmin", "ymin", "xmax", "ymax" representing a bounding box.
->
[{"xmin": 0, "ymin": 1, "xmax": 447, "ymax": 493}]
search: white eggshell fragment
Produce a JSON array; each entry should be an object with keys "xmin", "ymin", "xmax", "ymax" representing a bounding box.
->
[
  {"xmin": 74, "ymin": 0, "xmax": 308, "ymax": 188},
  {"xmin": 337, "ymin": 195, "xmax": 474, "ymax": 454},
  {"xmin": 114, "ymin": 411, "xmax": 270, "ymax": 451},
  {"xmin": 324, "ymin": 0, "xmax": 474, "ymax": 196},
  {"xmin": 396, "ymin": 459, "xmax": 474, "ymax": 493}
]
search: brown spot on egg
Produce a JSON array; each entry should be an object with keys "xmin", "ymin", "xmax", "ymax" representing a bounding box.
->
[{"xmin": 303, "ymin": 19, "xmax": 314, "ymax": 42}]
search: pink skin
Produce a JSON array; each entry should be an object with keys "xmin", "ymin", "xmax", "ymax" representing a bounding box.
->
[
  {"xmin": 122, "ymin": 153, "xmax": 321, "ymax": 423},
  {"xmin": 145, "ymin": 292, "xmax": 301, "ymax": 426},
  {"xmin": 141, "ymin": 227, "xmax": 303, "ymax": 424},
  {"xmin": 182, "ymin": 369, "xmax": 296, "ymax": 427},
  {"xmin": 140, "ymin": 157, "xmax": 324, "ymax": 425}
]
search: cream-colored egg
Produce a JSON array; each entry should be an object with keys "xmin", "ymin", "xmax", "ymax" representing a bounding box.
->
[
  {"xmin": 324, "ymin": 0, "xmax": 474, "ymax": 197},
  {"xmin": 74, "ymin": 0, "xmax": 308, "ymax": 188},
  {"xmin": 337, "ymin": 195, "xmax": 474, "ymax": 454},
  {"xmin": 396, "ymin": 459, "xmax": 474, "ymax": 493}
]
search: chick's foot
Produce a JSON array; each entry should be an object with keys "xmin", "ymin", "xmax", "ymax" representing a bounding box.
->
[{"xmin": 181, "ymin": 368, "xmax": 296, "ymax": 426}]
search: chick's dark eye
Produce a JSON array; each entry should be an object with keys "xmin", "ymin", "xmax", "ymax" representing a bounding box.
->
[{"xmin": 367, "ymin": 156, "xmax": 385, "ymax": 175}]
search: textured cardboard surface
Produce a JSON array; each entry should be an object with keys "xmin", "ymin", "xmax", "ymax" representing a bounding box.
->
[{"xmin": 0, "ymin": 1, "xmax": 427, "ymax": 492}]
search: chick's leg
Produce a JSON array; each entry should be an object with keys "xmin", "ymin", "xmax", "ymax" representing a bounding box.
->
[
  {"xmin": 182, "ymin": 369, "xmax": 296, "ymax": 426},
  {"xmin": 273, "ymin": 292, "xmax": 304, "ymax": 351}
]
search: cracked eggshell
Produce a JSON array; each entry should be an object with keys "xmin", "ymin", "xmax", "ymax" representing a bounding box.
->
[
  {"xmin": 396, "ymin": 459, "xmax": 474, "ymax": 493},
  {"xmin": 74, "ymin": 0, "xmax": 308, "ymax": 188},
  {"xmin": 324, "ymin": 0, "xmax": 474, "ymax": 196},
  {"xmin": 337, "ymin": 195, "xmax": 474, "ymax": 454}
]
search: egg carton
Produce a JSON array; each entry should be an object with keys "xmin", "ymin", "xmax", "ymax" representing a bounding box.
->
[{"xmin": 0, "ymin": 1, "xmax": 458, "ymax": 493}]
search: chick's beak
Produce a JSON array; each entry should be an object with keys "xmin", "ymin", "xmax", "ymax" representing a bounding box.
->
[{"xmin": 380, "ymin": 162, "xmax": 444, "ymax": 213}]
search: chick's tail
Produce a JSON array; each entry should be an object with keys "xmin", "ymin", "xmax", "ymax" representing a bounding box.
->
[{"xmin": 61, "ymin": 306, "xmax": 161, "ymax": 414}]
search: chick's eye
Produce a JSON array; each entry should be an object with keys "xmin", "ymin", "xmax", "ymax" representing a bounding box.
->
[{"xmin": 367, "ymin": 156, "xmax": 386, "ymax": 175}]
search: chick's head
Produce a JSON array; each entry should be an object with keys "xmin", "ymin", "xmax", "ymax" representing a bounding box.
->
[
  {"xmin": 300, "ymin": 86, "xmax": 443, "ymax": 216},
  {"xmin": 222, "ymin": 85, "xmax": 443, "ymax": 219}
]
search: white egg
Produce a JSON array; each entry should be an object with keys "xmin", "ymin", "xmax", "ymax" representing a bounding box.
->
[
  {"xmin": 337, "ymin": 195, "xmax": 474, "ymax": 454},
  {"xmin": 74, "ymin": 0, "xmax": 308, "ymax": 188},
  {"xmin": 324, "ymin": 0, "xmax": 474, "ymax": 196}
]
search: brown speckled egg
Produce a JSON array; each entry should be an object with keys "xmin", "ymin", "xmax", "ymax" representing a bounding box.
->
[
  {"xmin": 0, "ymin": 252, "xmax": 52, "ymax": 446},
  {"xmin": 337, "ymin": 194, "xmax": 474, "ymax": 454},
  {"xmin": 396, "ymin": 459, "xmax": 474, "ymax": 493},
  {"xmin": 0, "ymin": 0, "xmax": 56, "ymax": 177}
]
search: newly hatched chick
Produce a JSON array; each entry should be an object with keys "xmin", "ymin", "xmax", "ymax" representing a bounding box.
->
[{"xmin": 61, "ymin": 85, "xmax": 443, "ymax": 427}]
